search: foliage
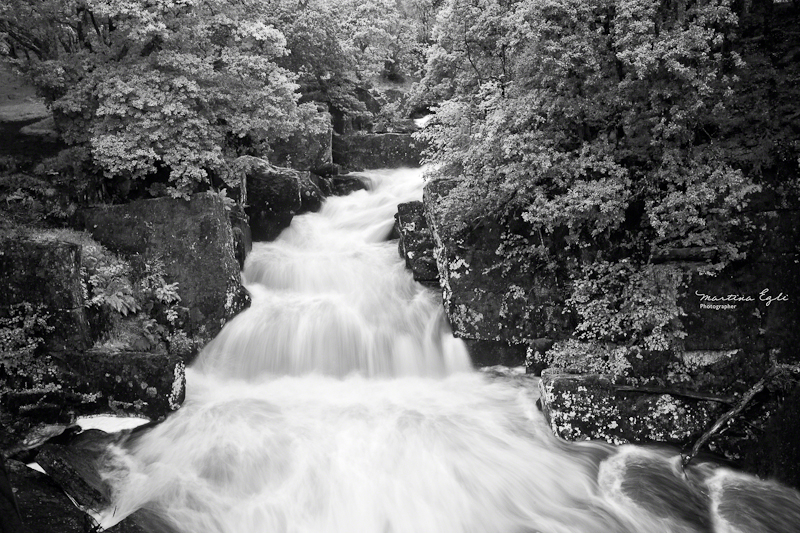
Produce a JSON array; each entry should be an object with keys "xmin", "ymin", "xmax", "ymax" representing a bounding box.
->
[
  {"xmin": 0, "ymin": 303, "xmax": 57, "ymax": 390},
  {"xmin": 0, "ymin": 303, "xmax": 53, "ymax": 360},
  {"xmin": 2, "ymin": 0, "xmax": 326, "ymax": 197},
  {"xmin": 418, "ymin": 0, "xmax": 800, "ymax": 357},
  {"xmin": 568, "ymin": 262, "xmax": 686, "ymax": 352},
  {"xmin": 26, "ymin": 229, "xmax": 195, "ymax": 353}
]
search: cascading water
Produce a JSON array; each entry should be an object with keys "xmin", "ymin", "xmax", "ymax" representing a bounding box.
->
[{"xmin": 98, "ymin": 168, "xmax": 800, "ymax": 533}]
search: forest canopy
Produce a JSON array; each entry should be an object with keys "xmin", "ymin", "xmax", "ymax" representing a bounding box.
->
[{"xmin": 0, "ymin": 0, "xmax": 438, "ymax": 197}]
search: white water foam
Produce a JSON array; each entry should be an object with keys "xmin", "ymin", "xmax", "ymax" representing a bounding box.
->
[{"xmin": 98, "ymin": 167, "xmax": 800, "ymax": 533}]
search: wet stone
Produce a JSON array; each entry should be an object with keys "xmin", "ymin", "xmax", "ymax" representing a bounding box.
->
[{"xmin": 422, "ymin": 178, "xmax": 571, "ymax": 366}]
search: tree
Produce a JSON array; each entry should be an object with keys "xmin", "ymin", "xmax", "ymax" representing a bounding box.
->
[{"xmin": 2, "ymin": 0, "xmax": 325, "ymax": 197}]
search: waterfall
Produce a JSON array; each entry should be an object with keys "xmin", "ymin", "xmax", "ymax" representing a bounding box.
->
[{"xmin": 98, "ymin": 167, "xmax": 800, "ymax": 533}]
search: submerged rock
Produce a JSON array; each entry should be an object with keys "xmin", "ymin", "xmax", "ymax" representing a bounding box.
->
[
  {"xmin": 329, "ymin": 174, "xmax": 369, "ymax": 196},
  {"xmin": 394, "ymin": 201, "xmax": 438, "ymax": 286},
  {"xmin": 708, "ymin": 470, "xmax": 800, "ymax": 533}
]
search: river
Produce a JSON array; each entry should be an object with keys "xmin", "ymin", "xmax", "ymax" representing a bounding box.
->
[{"xmin": 97, "ymin": 168, "xmax": 800, "ymax": 533}]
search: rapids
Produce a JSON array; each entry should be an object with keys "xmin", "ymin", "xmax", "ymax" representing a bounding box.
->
[{"xmin": 98, "ymin": 168, "xmax": 800, "ymax": 533}]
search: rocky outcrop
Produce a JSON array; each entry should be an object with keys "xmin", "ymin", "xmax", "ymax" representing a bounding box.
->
[
  {"xmin": 394, "ymin": 201, "xmax": 438, "ymax": 287},
  {"xmin": 425, "ymin": 174, "xmax": 800, "ymax": 468},
  {"xmin": 1, "ymin": 349, "xmax": 185, "ymax": 450},
  {"xmin": 536, "ymin": 214, "xmax": 799, "ymax": 467},
  {"xmin": 332, "ymin": 132, "xmax": 424, "ymax": 171},
  {"xmin": 329, "ymin": 174, "xmax": 369, "ymax": 196},
  {"xmin": 0, "ymin": 237, "xmax": 91, "ymax": 353},
  {"xmin": 423, "ymin": 178, "xmax": 571, "ymax": 368},
  {"xmin": 79, "ymin": 192, "xmax": 247, "ymax": 339},
  {"xmin": 4, "ymin": 458, "xmax": 90, "ymax": 532}
]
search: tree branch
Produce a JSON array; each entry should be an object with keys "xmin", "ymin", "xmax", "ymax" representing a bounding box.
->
[{"xmin": 681, "ymin": 363, "xmax": 800, "ymax": 469}]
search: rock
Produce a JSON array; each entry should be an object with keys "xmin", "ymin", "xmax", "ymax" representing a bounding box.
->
[
  {"xmin": 236, "ymin": 156, "xmax": 302, "ymax": 241},
  {"xmin": 18, "ymin": 116, "xmax": 59, "ymax": 142},
  {"xmin": 680, "ymin": 252, "xmax": 800, "ymax": 364},
  {"xmin": 742, "ymin": 383, "xmax": 800, "ymax": 489},
  {"xmin": 34, "ymin": 429, "xmax": 117, "ymax": 513},
  {"xmin": 313, "ymin": 162, "xmax": 340, "ymax": 178},
  {"xmin": 79, "ymin": 192, "xmax": 246, "ymax": 339},
  {"xmin": 538, "ymin": 371, "xmax": 721, "ymax": 446},
  {"xmin": 598, "ymin": 448, "xmax": 713, "ymax": 532},
  {"xmin": 0, "ymin": 104, "xmax": 50, "ymax": 124},
  {"xmin": 0, "ymin": 237, "xmax": 91, "ymax": 353},
  {"xmin": 1, "ymin": 350, "xmax": 185, "ymax": 450},
  {"xmin": 332, "ymin": 133, "xmax": 424, "ymax": 171},
  {"xmin": 329, "ymin": 174, "xmax": 369, "ymax": 196},
  {"xmin": 228, "ymin": 207, "xmax": 252, "ymax": 270},
  {"xmin": 298, "ymin": 172, "xmax": 324, "ymax": 214},
  {"xmin": 5, "ymin": 458, "xmax": 89, "ymax": 533},
  {"xmin": 267, "ymin": 115, "xmax": 333, "ymax": 172},
  {"xmin": 5, "ymin": 436, "xmax": 176, "ymax": 533},
  {"xmin": 394, "ymin": 201, "xmax": 438, "ymax": 285},
  {"xmin": 463, "ymin": 339, "xmax": 527, "ymax": 368},
  {"xmin": 0, "ymin": 455, "xmax": 24, "ymax": 533},
  {"xmin": 423, "ymin": 178, "xmax": 570, "ymax": 367}
]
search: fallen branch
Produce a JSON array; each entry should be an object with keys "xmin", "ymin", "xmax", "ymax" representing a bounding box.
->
[{"xmin": 681, "ymin": 363, "xmax": 800, "ymax": 469}]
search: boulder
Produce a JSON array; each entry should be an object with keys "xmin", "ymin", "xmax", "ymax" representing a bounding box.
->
[
  {"xmin": 423, "ymin": 178, "xmax": 571, "ymax": 368},
  {"xmin": 5, "ymin": 434, "xmax": 177, "ymax": 533},
  {"xmin": 4, "ymin": 459, "xmax": 89, "ymax": 533},
  {"xmin": 332, "ymin": 133, "xmax": 424, "ymax": 171},
  {"xmin": 394, "ymin": 201, "xmax": 438, "ymax": 286},
  {"xmin": 79, "ymin": 192, "xmax": 247, "ymax": 339},
  {"xmin": 236, "ymin": 156, "xmax": 311, "ymax": 241},
  {"xmin": 539, "ymin": 371, "xmax": 722, "ymax": 446},
  {"xmin": 0, "ymin": 237, "xmax": 91, "ymax": 353},
  {"xmin": 708, "ymin": 470, "xmax": 800, "ymax": 533}
]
